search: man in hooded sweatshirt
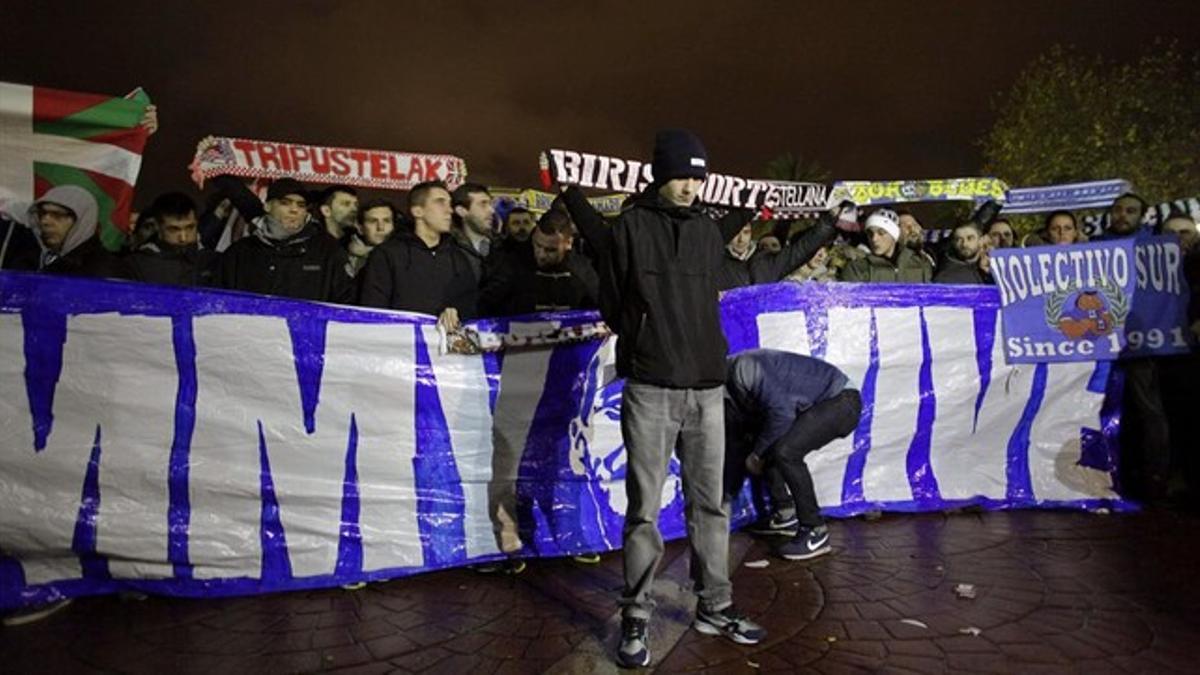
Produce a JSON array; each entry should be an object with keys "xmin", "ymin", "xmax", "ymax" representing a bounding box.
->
[
  {"xmin": 558, "ymin": 129, "xmax": 766, "ymax": 667},
  {"xmin": 358, "ymin": 180, "xmax": 478, "ymax": 331},
  {"xmin": 27, "ymin": 185, "xmax": 132, "ymax": 279},
  {"xmin": 214, "ymin": 178, "xmax": 354, "ymax": 304},
  {"xmin": 129, "ymin": 192, "xmax": 219, "ymax": 287}
]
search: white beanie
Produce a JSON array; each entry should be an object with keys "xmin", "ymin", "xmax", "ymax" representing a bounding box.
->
[{"xmin": 865, "ymin": 209, "xmax": 900, "ymax": 241}]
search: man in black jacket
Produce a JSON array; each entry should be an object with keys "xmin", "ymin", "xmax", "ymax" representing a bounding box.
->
[
  {"xmin": 129, "ymin": 192, "xmax": 219, "ymax": 287},
  {"xmin": 560, "ymin": 129, "xmax": 766, "ymax": 667},
  {"xmin": 358, "ymin": 181, "xmax": 478, "ymax": 330},
  {"xmin": 479, "ymin": 209, "xmax": 598, "ymax": 316},
  {"xmin": 716, "ymin": 213, "xmax": 842, "ymax": 292},
  {"xmin": 214, "ymin": 178, "xmax": 354, "ymax": 304},
  {"xmin": 933, "ymin": 220, "xmax": 993, "ymax": 285}
]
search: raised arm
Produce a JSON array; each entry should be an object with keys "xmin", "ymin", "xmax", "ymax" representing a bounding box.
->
[
  {"xmin": 210, "ymin": 175, "xmax": 265, "ymax": 223},
  {"xmin": 750, "ymin": 213, "xmax": 837, "ymax": 284}
]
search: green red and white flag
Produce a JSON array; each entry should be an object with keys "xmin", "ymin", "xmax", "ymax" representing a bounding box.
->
[{"xmin": 0, "ymin": 81, "xmax": 151, "ymax": 250}]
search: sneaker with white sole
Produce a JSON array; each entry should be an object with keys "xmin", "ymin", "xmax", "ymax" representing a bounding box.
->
[
  {"xmin": 747, "ymin": 512, "xmax": 798, "ymax": 537},
  {"xmin": 693, "ymin": 604, "xmax": 766, "ymax": 645},
  {"xmin": 778, "ymin": 525, "xmax": 831, "ymax": 561},
  {"xmin": 3, "ymin": 598, "xmax": 73, "ymax": 627},
  {"xmin": 617, "ymin": 616, "xmax": 650, "ymax": 668}
]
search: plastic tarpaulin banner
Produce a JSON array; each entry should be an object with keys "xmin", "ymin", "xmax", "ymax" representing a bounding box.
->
[{"xmin": 0, "ymin": 273, "xmax": 1125, "ymax": 610}]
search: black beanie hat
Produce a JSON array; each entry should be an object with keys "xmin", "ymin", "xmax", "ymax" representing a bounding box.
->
[
  {"xmin": 266, "ymin": 178, "xmax": 307, "ymax": 202},
  {"xmin": 652, "ymin": 129, "xmax": 708, "ymax": 183}
]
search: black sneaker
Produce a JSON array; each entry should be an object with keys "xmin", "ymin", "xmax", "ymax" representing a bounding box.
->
[
  {"xmin": 694, "ymin": 605, "xmax": 766, "ymax": 645},
  {"xmin": 747, "ymin": 512, "xmax": 798, "ymax": 537},
  {"xmin": 778, "ymin": 525, "xmax": 831, "ymax": 561},
  {"xmin": 617, "ymin": 616, "xmax": 650, "ymax": 668}
]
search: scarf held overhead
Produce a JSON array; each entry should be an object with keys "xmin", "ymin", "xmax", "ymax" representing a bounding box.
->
[
  {"xmin": 190, "ymin": 136, "xmax": 468, "ymax": 192},
  {"xmin": 542, "ymin": 149, "xmax": 828, "ymax": 218}
]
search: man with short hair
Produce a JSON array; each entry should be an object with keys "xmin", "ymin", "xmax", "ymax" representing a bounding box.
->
[
  {"xmin": 724, "ymin": 349, "xmax": 862, "ymax": 560},
  {"xmin": 717, "ymin": 214, "xmax": 843, "ymax": 291},
  {"xmin": 479, "ymin": 209, "xmax": 598, "ymax": 316},
  {"xmin": 319, "ymin": 185, "xmax": 359, "ymax": 241},
  {"xmin": 345, "ymin": 198, "xmax": 397, "ymax": 277},
  {"xmin": 504, "ymin": 207, "xmax": 537, "ymax": 243},
  {"xmin": 839, "ymin": 209, "xmax": 933, "ymax": 282},
  {"xmin": 1101, "ymin": 192, "xmax": 1149, "ymax": 239},
  {"xmin": 27, "ymin": 185, "xmax": 132, "ymax": 279},
  {"xmin": 129, "ymin": 192, "xmax": 220, "ymax": 287},
  {"xmin": 560, "ymin": 129, "xmax": 766, "ymax": 667},
  {"xmin": 934, "ymin": 220, "xmax": 992, "ymax": 284},
  {"xmin": 215, "ymin": 178, "xmax": 354, "ymax": 303},
  {"xmin": 896, "ymin": 209, "xmax": 936, "ymax": 267},
  {"xmin": 988, "ymin": 218, "xmax": 1016, "ymax": 248},
  {"xmin": 359, "ymin": 181, "xmax": 477, "ymax": 330},
  {"xmin": 1162, "ymin": 212, "xmax": 1198, "ymax": 253},
  {"xmin": 451, "ymin": 182, "xmax": 496, "ymax": 282}
]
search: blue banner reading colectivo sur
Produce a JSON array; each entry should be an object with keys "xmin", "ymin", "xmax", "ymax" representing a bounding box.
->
[
  {"xmin": 990, "ymin": 236, "xmax": 1192, "ymax": 363},
  {"xmin": 0, "ymin": 272, "xmax": 1126, "ymax": 611}
]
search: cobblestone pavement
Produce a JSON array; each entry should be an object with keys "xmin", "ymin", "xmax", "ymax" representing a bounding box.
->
[{"xmin": 4, "ymin": 509, "xmax": 1199, "ymax": 674}]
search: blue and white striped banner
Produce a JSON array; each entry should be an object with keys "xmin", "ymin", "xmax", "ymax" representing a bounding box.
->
[{"xmin": 0, "ymin": 273, "xmax": 1126, "ymax": 611}]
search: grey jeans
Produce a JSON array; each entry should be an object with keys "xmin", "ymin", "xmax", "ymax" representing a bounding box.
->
[{"xmin": 619, "ymin": 380, "xmax": 732, "ymax": 619}]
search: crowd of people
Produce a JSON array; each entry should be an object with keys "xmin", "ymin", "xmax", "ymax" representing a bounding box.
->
[{"xmin": 2, "ymin": 123, "xmax": 1198, "ymax": 665}]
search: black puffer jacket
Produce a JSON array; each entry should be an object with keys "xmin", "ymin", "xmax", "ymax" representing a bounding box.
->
[
  {"xmin": 130, "ymin": 243, "xmax": 220, "ymax": 287},
  {"xmin": 215, "ymin": 223, "xmax": 354, "ymax": 303},
  {"xmin": 358, "ymin": 230, "xmax": 479, "ymax": 318},
  {"xmin": 563, "ymin": 186, "xmax": 751, "ymax": 388}
]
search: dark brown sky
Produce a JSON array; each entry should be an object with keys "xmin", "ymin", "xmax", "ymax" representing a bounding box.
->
[{"xmin": 4, "ymin": 0, "xmax": 1199, "ymax": 207}]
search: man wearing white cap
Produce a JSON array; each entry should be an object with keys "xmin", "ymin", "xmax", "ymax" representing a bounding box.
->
[{"xmin": 839, "ymin": 208, "xmax": 933, "ymax": 283}]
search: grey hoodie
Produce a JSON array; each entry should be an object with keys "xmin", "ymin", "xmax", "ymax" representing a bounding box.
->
[{"xmin": 27, "ymin": 185, "xmax": 100, "ymax": 269}]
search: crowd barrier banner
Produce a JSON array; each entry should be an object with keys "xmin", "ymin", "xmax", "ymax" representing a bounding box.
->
[
  {"xmin": 999, "ymin": 179, "xmax": 1132, "ymax": 215},
  {"xmin": 543, "ymin": 149, "xmax": 828, "ymax": 218},
  {"xmin": 990, "ymin": 236, "xmax": 1191, "ymax": 363},
  {"xmin": 0, "ymin": 273, "xmax": 1126, "ymax": 610},
  {"xmin": 828, "ymin": 178, "xmax": 1008, "ymax": 206},
  {"xmin": 0, "ymin": 81, "xmax": 152, "ymax": 251},
  {"xmin": 189, "ymin": 136, "xmax": 469, "ymax": 192}
]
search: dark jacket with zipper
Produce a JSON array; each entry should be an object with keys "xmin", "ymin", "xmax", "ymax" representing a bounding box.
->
[
  {"xmin": 479, "ymin": 250, "xmax": 599, "ymax": 317},
  {"xmin": 130, "ymin": 242, "xmax": 220, "ymax": 287},
  {"xmin": 358, "ymin": 230, "xmax": 479, "ymax": 318},
  {"xmin": 43, "ymin": 236, "xmax": 134, "ymax": 280},
  {"xmin": 215, "ymin": 222, "xmax": 354, "ymax": 303},
  {"xmin": 715, "ymin": 216, "xmax": 838, "ymax": 291},
  {"xmin": 562, "ymin": 185, "xmax": 753, "ymax": 389}
]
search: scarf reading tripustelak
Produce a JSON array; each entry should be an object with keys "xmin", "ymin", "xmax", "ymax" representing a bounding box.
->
[
  {"xmin": 190, "ymin": 136, "xmax": 468, "ymax": 191},
  {"xmin": 540, "ymin": 149, "xmax": 828, "ymax": 219}
]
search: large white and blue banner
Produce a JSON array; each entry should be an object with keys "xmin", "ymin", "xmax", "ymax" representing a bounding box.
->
[{"xmin": 0, "ymin": 273, "xmax": 1125, "ymax": 610}]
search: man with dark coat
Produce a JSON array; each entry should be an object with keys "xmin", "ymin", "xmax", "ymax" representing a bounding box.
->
[
  {"xmin": 214, "ymin": 178, "xmax": 354, "ymax": 303},
  {"xmin": 560, "ymin": 129, "xmax": 766, "ymax": 667},
  {"xmin": 27, "ymin": 185, "xmax": 132, "ymax": 279},
  {"xmin": 716, "ymin": 216, "xmax": 839, "ymax": 292},
  {"xmin": 358, "ymin": 180, "xmax": 478, "ymax": 329},
  {"xmin": 129, "ymin": 192, "xmax": 219, "ymax": 287},
  {"xmin": 724, "ymin": 349, "xmax": 862, "ymax": 560},
  {"xmin": 479, "ymin": 209, "xmax": 598, "ymax": 316},
  {"xmin": 933, "ymin": 220, "xmax": 992, "ymax": 285}
]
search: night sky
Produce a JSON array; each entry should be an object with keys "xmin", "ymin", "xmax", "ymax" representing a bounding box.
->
[{"xmin": 4, "ymin": 0, "xmax": 1199, "ymax": 207}]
